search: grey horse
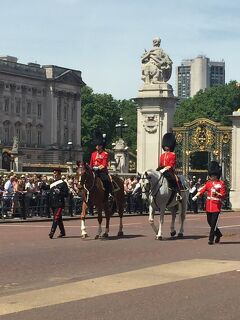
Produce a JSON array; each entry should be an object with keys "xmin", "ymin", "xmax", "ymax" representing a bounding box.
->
[{"xmin": 143, "ymin": 169, "xmax": 189, "ymax": 240}]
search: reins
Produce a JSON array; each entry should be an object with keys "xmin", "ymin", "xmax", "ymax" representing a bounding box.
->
[
  {"xmin": 79, "ymin": 166, "xmax": 96, "ymax": 202},
  {"xmin": 142, "ymin": 172, "xmax": 164, "ymax": 209}
]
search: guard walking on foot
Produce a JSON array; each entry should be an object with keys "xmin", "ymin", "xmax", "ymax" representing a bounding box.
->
[
  {"xmin": 49, "ymin": 168, "xmax": 69, "ymax": 239},
  {"xmin": 192, "ymin": 161, "xmax": 226, "ymax": 245}
]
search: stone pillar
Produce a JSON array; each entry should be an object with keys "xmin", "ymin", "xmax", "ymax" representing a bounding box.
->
[
  {"xmin": 229, "ymin": 109, "xmax": 240, "ymax": 209},
  {"xmin": 113, "ymin": 138, "xmax": 129, "ymax": 173},
  {"xmin": 49, "ymin": 87, "xmax": 58, "ymax": 145},
  {"xmin": 135, "ymin": 83, "xmax": 177, "ymax": 172},
  {"xmin": 75, "ymin": 95, "xmax": 81, "ymax": 146},
  {"xmin": 0, "ymin": 140, "xmax": 3, "ymax": 170}
]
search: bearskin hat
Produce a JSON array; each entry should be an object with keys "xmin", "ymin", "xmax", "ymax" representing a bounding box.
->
[
  {"xmin": 93, "ymin": 129, "xmax": 106, "ymax": 148},
  {"xmin": 162, "ymin": 133, "xmax": 176, "ymax": 152},
  {"xmin": 208, "ymin": 161, "xmax": 222, "ymax": 179}
]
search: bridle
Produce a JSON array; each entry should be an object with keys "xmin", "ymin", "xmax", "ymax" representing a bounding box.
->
[
  {"xmin": 78, "ymin": 163, "xmax": 96, "ymax": 194},
  {"xmin": 142, "ymin": 171, "xmax": 164, "ymax": 209}
]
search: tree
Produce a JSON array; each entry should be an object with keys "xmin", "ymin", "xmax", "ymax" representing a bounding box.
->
[
  {"xmin": 81, "ymin": 86, "xmax": 121, "ymax": 161},
  {"xmin": 174, "ymin": 81, "xmax": 240, "ymax": 127},
  {"xmin": 81, "ymin": 87, "xmax": 138, "ymax": 161},
  {"xmin": 117, "ymin": 99, "xmax": 137, "ymax": 152}
]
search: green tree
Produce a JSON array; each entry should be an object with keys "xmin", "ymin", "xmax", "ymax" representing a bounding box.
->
[
  {"xmin": 117, "ymin": 99, "xmax": 137, "ymax": 153},
  {"xmin": 81, "ymin": 86, "xmax": 121, "ymax": 161},
  {"xmin": 81, "ymin": 87, "xmax": 138, "ymax": 161},
  {"xmin": 174, "ymin": 81, "xmax": 240, "ymax": 127}
]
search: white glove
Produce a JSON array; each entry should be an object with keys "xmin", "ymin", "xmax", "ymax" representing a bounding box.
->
[
  {"xmin": 93, "ymin": 166, "xmax": 99, "ymax": 171},
  {"xmin": 160, "ymin": 168, "xmax": 167, "ymax": 174},
  {"xmin": 192, "ymin": 195, "xmax": 198, "ymax": 202}
]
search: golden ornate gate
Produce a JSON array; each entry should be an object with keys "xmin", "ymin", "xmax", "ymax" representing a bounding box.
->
[{"xmin": 173, "ymin": 118, "xmax": 232, "ymax": 183}]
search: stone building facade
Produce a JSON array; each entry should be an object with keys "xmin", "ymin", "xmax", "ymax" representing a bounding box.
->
[{"xmin": 0, "ymin": 56, "xmax": 85, "ymax": 171}]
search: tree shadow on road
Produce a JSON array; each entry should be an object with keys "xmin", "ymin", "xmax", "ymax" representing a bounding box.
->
[
  {"xmin": 105, "ymin": 234, "xmax": 145, "ymax": 241},
  {"xmin": 168, "ymin": 235, "xmax": 208, "ymax": 241},
  {"xmin": 219, "ymin": 241, "xmax": 240, "ymax": 245}
]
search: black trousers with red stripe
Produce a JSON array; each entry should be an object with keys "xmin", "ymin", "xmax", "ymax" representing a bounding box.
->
[
  {"xmin": 206, "ymin": 212, "xmax": 222, "ymax": 242},
  {"xmin": 50, "ymin": 207, "xmax": 65, "ymax": 236}
]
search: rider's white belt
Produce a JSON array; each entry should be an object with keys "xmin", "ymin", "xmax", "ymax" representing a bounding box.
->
[{"xmin": 207, "ymin": 197, "xmax": 220, "ymax": 201}]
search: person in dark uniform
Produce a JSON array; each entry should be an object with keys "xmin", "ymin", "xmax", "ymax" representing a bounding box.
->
[
  {"xmin": 157, "ymin": 133, "xmax": 181, "ymax": 201},
  {"xmin": 48, "ymin": 168, "xmax": 69, "ymax": 239},
  {"xmin": 89, "ymin": 134, "xmax": 112, "ymax": 200}
]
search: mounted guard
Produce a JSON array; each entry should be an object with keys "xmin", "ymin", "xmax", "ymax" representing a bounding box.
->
[
  {"xmin": 89, "ymin": 132, "xmax": 113, "ymax": 200},
  {"xmin": 142, "ymin": 132, "xmax": 189, "ymax": 240},
  {"xmin": 76, "ymin": 131, "xmax": 125, "ymax": 239},
  {"xmin": 157, "ymin": 132, "xmax": 182, "ymax": 201}
]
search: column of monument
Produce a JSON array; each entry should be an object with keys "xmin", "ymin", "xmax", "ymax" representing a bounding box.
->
[
  {"xmin": 230, "ymin": 109, "xmax": 240, "ymax": 209},
  {"xmin": 135, "ymin": 38, "xmax": 177, "ymax": 172}
]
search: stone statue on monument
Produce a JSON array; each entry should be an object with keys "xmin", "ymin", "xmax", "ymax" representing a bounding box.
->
[
  {"xmin": 141, "ymin": 37, "xmax": 172, "ymax": 84},
  {"xmin": 11, "ymin": 136, "xmax": 19, "ymax": 155}
]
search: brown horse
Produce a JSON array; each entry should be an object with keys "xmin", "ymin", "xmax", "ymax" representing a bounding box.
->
[{"xmin": 77, "ymin": 162, "xmax": 125, "ymax": 239}]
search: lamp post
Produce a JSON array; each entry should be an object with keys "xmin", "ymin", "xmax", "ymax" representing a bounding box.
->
[
  {"xmin": 113, "ymin": 118, "xmax": 129, "ymax": 173},
  {"xmin": 115, "ymin": 117, "xmax": 128, "ymax": 139},
  {"xmin": 67, "ymin": 141, "xmax": 73, "ymax": 162}
]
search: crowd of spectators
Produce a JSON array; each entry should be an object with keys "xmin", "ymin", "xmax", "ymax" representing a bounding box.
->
[
  {"xmin": 0, "ymin": 173, "xmax": 82, "ymax": 219},
  {"xmin": 124, "ymin": 176, "xmax": 148, "ymax": 214},
  {"xmin": 0, "ymin": 172, "xmax": 230, "ymax": 219}
]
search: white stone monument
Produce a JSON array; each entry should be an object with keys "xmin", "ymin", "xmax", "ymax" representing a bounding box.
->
[
  {"xmin": 135, "ymin": 38, "xmax": 177, "ymax": 172},
  {"xmin": 229, "ymin": 109, "xmax": 240, "ymax": 209},
  {"xmin": 113, "ymin": 138, "xmax": 129, "ymax": 173}
]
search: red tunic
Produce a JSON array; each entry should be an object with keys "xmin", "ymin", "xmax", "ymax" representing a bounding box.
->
[
  {"xmin": 198, "ymin": 180, "xmax": 226, "ymax": 213},
  {"xmin": 90, "ymin": 150, "xmax": 109, "ymax": 172},
  {"xmin": 159, "ymin": 152, "xmax": 176, "ymax": 169}
]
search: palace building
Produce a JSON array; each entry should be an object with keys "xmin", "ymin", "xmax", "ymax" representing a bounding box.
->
[{"xmin": 0, "ymin": 55, "xmax": 85, "ymax": 171}]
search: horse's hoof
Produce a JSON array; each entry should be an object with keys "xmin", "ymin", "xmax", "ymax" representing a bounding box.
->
[
  {"xmin": 117, "ymin": 231, "xmax": 124, "ymax": 237},
  {"xmin": 95, "ymin": 235, "xmax": 100, "ymax": 240},
  {"xmin": 81, "ymin": 234, "xmax": 89, "ymax": 239},
  {"xmin": 155, "ymin": 236, "xmax": 163, "ymax": 240},
  {"xmin": 102, "ymin": 232, "xmax": 109, "ymax": 239},
  {"xmin": 170, "ymin": 231, "xmax": 176, "ymax": 237},
  {"xmin": 177, "ymin": 233, "xmax": 184, "ymax": 238}
]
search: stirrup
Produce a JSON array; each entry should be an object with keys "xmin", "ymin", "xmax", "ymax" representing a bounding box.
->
[{"xmin": 176, "ymin": 193, "xmax": 182, "ymax": 201}]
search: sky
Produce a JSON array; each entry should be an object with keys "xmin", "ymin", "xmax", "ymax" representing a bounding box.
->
[{"xmin": 0, "ymin": 0, "xmax": 239, "ymax": 100}]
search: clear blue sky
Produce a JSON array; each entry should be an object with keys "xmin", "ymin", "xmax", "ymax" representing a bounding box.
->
[{"xmin": 0, "ymin": 0, "xmax": 239, "ymax": 99}]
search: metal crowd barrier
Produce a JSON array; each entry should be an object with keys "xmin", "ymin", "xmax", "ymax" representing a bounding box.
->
[{"xmin": 0, "ymin": 193, "xmax": 83, "ymax": 219}]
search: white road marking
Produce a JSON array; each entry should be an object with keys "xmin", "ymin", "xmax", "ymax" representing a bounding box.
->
[
  {"xmin": 0, "ymin": 259, "xmax": 239, "ymax": 316},
  {"xmin": 220, "ymin": 224, "xmax": 240, "ymax": 229}
]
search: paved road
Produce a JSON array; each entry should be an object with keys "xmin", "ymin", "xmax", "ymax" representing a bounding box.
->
[{"xmin": 0, "ymin": 212, "xmax": 240, "ymax": 320}]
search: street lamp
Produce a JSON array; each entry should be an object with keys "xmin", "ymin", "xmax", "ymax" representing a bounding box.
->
[
  {"xmin": 115, "ymin": 117, "xmax": 128, "ymax": 139},
  {"xmin": 67, "ymin": 141, "xmax": 73, "ymax": 162}
]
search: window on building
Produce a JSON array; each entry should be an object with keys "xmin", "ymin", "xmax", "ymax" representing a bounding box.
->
[
  {"xmin": 57, "ymin": 98, "xmax": 61, "ymax": 120},
  {"xmin": 4, "ymin": 126, "xmax": 10, "ymax": 143},
  {"xmin": 63, "ymin": 127, "xmax": 68, "ymax": 144},
  {"xmin": 64, "ymin": 105, "xmax": 67, "ymax": 121},
  {"xmin": 4, "ymin": 98, "xmax": 9, "ymax": 112},
  {"xmin": 37, "ymin": 131, "xmax": 42, "ymax": 146},
  {"xmin": 16, "ymin": 99, "xmax": 21, "ymax": 114},
  {"xmin": 37, "ymin": 103, "xmax": 42, "ymax": 117},
  {"xmin": 27, "ymin": 101, "xmax": 31, "ymax": 115},
  {"xmin": 26, "ymin": 128, "xmax": 32, "ymax": 145},
  {"xmin": 71, "ymin": 130, "xmax": 75, "ymax": 145},
  {"xmin": 16, "ymin": 128, "xmax": 21, "ymax": 140}
]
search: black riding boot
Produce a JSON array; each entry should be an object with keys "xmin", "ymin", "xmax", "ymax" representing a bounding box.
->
[
  {"xmin": 58, "ymin": 216, "xmax": 66, "ymax": 237},
  {"xmin": 49, "ymin": 220, "xmax": 58, "ymax": 239}
]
